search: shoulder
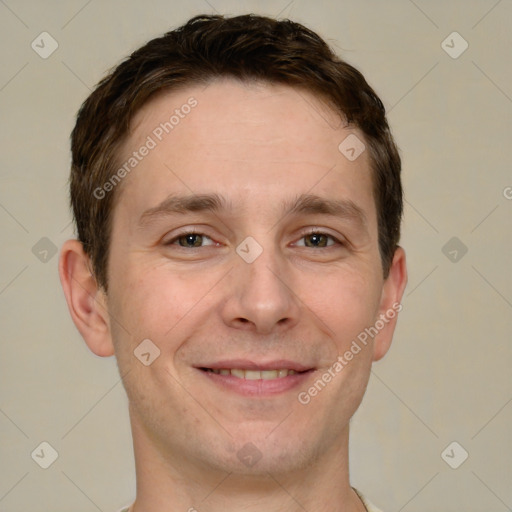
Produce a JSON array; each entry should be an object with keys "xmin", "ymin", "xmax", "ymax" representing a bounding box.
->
[{"xmin": 353, "ymin": 488, "xmax": 384, "ymax": 512}]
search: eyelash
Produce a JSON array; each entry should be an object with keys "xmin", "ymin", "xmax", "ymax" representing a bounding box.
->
[
  {"xmin": 297, "ymin": 229, "xmax": 342, "ymax": 248},
  {"xmin": 165, "ymin": 229, "xmax": 215, "ymax": 247},
  {"xmin": 165, "ymin": 229, "xmax": 343, "ymax": 249}
]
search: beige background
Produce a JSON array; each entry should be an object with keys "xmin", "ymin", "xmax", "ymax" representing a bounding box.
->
[{"xmin": 1, "ymin": 0, "xmax": 511, "ymax": 511}]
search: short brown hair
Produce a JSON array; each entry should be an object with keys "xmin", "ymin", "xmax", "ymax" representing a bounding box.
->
[{"xmin": 70, "ymin": 14, "xmax": 402, "ymax": 290}]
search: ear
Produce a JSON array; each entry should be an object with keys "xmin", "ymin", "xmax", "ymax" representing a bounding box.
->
[
  {"xmin": 58, "ymin": 239, "xmax": 114, "ymax": 357},
  {"xmin": 372, "ymin": 246, "xmax": 407, "ymax": 362}
]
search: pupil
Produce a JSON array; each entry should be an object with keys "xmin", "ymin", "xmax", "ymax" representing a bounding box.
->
[
  {"xmin": 181, "ymin": 234, "xmax": 201, "ymax": 247},
  {"xmin": 307, "ymin": 233, "xmax": 326, "ymax": 247}
]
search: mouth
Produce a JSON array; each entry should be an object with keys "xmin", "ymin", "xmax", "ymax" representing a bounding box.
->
[
  {"xmin": 196, "ymin": 361, "xmax": 315, "ymax": 396},
  {"xmin": 201, "ymin": 368, "xmax": 302, "ymax": 379}
]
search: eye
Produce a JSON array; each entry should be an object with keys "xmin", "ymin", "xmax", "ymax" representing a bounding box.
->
[
  {"xmin": 295, "ymin": 231, "xmax": 339, "ymax": 248},
  {"xmin": 167, "ymin": 232, "xmax": 216, "ymax": 248}
]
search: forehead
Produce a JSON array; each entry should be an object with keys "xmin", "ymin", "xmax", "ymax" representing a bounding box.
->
[
  {"xmin": 126, "ymin": 78, "xmax": 349, "ymax": 163},
  {"xmin": 113, "ymin": 79, "xmax": 375, "ymax": 227}
]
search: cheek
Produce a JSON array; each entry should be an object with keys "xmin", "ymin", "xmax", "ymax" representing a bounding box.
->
[
  {"xmin": 107, "ymin": 260, "xmax": 219, "ymax": 356},
  {"xmin": 107, "ymin": 266, "xmax": 199, "ymax": 406},
  {"xmin": 304, "ymin": 266, "xmax": 382, "ymax": 344}
]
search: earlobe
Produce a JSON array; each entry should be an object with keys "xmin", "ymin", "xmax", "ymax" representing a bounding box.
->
[
  {"xmin": 372, "ymin": 246, "xmax": 408, "ymax": 362},
  {"xmin": 58, "ymin": 239, "xmax": 115, "ymax": 357}
]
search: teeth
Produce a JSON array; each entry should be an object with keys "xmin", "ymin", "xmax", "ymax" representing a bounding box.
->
[{"xmin": 206, "ymin": 368, "xmax": 299, "ymax": 379}]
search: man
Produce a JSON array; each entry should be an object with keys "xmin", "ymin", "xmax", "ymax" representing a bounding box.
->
[{"xmin": 59, "ymin": 14, "xmax": 407, "ymax": 512}]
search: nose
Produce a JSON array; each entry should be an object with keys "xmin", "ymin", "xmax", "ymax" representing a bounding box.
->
[{"xmin": 220, "ymin": 244, "xmax": 300, "ymax": 335}]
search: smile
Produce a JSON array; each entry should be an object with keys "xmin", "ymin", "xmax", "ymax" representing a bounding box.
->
[
  {"xmin": 197, "ymin": 362, "xmax": 315, "ymax": 396},
  {"xmin": 203, "ymin": 368, "xmax": 299, "ymax": 379}
]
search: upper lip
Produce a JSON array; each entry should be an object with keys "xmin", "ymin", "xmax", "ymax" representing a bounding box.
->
[{"xmin": 197, "ymin": 359, "xmax": 314, "ymax": 372}]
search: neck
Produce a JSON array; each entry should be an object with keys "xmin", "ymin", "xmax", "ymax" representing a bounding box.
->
[{"xmin": 128, "ymin": 410, "xmax": 366, "ymax": 512}]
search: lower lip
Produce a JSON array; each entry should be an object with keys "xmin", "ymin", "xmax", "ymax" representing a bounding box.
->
[{"xmin": 198, "ymin": 369, "xmax": 314, "ymax": 397}]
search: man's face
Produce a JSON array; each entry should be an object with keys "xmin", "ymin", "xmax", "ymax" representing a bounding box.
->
[{"xmin": 104, "ymin": 79, "xmax": 398, "ymax": 475}]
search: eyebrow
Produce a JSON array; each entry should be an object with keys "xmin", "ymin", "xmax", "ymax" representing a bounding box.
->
[
  {"xmin": 287, "ymin": 194, "xmax": 367, "ymax": 228},
  {"xmin": 138, "ymin": 192, "xmax": 367, "ymax": 230},
  {"xmin": 138, "ymin": 193, "xmax": 227, "ymax": 226}
]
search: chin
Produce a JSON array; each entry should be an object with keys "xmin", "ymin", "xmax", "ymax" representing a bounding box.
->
[{"xmin": 202, "ymin": 431, "xmax": 318, "ymax": 477}]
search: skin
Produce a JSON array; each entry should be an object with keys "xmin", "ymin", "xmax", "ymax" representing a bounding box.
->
[{"xmin": 60, "ymin": 79, "xmax": 407, "ymax": 512}]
